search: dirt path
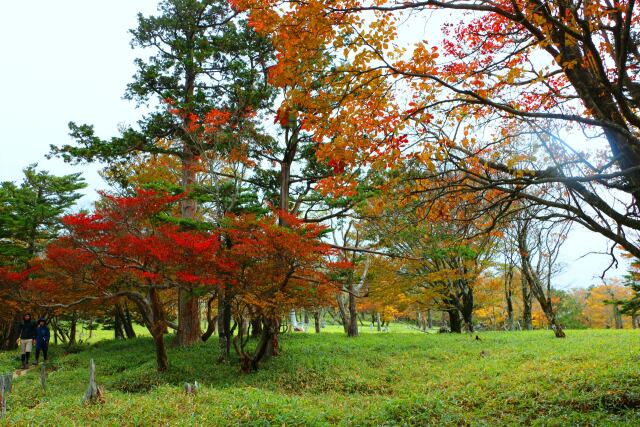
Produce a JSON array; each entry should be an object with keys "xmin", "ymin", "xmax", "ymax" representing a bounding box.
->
[{"xmin": 12, "ymin": 366, "xmax": 32, "ymax": 379}]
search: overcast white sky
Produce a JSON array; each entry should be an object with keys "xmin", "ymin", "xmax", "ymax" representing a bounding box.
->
[{"xmin": 0, "ymin": 1, "xmax": 629, "ymax": 288}]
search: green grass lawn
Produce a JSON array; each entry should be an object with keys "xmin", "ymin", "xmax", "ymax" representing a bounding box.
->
[{"xmin": 1, "ymin": 328, "xmax": 639, "ymax": 426}]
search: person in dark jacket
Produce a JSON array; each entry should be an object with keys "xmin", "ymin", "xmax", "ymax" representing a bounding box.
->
[
  {"xmin": 35, "ymin": 318, "xmax": 50, "ymax": 364},
  {"xmin": 17, "ymin": 313, "xmax": 36, "ymax": 369}
]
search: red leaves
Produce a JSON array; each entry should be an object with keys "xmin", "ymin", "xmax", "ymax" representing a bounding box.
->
[
  {"xmin": 274, "ymin": 107, "xmax": 296, "ymax": 128},
  {"xmin": 164, "ymin": 97, "xmax": 234, "ymax": 137},
  {"xmin": 328, "ymin": 159, "xmax": 346, "ymax": 174},
  {"xmin": 38, "ymin": 189, "xmax": 338, "ymax": 323},
  {"xmin": 219, "ymin": 213, "xmax": 337, "ymax": 318},
  {"xmin": 204, "ymin": 109, "xmax": 232, "ymax": 132},
  {"xmin": 50, "ymin": 189, "xmax": 224, "ymax": 301}
]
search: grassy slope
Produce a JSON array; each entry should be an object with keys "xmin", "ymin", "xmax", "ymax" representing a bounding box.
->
[{"xmin": 1, "ymin": 328, "xmax": 639, "ymax": 426}]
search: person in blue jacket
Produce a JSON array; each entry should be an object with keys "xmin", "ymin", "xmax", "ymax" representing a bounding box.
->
[{"xmin": 35, "ymin": 318, "xmax": 50, "ymax": 365}]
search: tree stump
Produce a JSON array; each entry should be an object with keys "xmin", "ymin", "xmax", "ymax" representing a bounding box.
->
[
  {"xmin": 0, "ymin": 373, "xmax": 12, "ymax": 417},
  {"xmin": 184, "ymin": 381, "xmax": 199, "ymax": 395},
  {"xmin": 82, "ymin": 359, "xmax": 103, "ymax": 404}
]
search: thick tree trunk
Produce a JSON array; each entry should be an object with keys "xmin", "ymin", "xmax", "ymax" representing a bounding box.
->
[
  {"xmin": 376, "ymin": 312, "xmax": 381, "ymax": 331},
  {"xmin": 175, "ymin": 289, "xmax": 201, "ymax": 347},
  {"xmin": 68, "ymin": 315, "xmax": 77, "ymax": 345},
  {"xmin": 289, "ymin": 310, "xmax": 298, "ymax": 331},
  {"xmin": 251, "ymin": 318, "xmax": 262, "ymax": 338},
  {"xmin": 264, "ymin": 318, "xmax": 280, "ymax": 358},
  {"xmin": 448, "ymin": 309, "xmax": 462, "ymax": 333},
  {"xmin": 460, "ymin": 288, "xmax": 474, "ymax": 332},
  {"xmin": 152, "ymin": 331, "xmax": 169, "ymax": 372},
  {"xmin": 175, "ymin": 147, "xmax": 202, "ymax": 347},
  {"xmin": 244, "ymin": 319, "xmax": 279, "ymax": 372},
  {"xmin": 114, "ymin": 307, "xmax": 125, "ymax": 340}
]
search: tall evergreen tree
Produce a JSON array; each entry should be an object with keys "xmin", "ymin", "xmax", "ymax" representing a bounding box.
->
[
  {"xmin": 50, "ymin": 0, "xmax": 274, "ymax": 346},
  {"xmin": 0, "ymin": 165, "xmax": 86, "ymax": 266}
]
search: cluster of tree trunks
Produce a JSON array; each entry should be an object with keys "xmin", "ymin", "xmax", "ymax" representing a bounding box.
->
[
  {"xmin": 0, "ymin": 314, "xmax": 20, "ymax": 351},
  {"xmin": 114, "ymin": 304, "xmax": 136, "ymax": 340}
]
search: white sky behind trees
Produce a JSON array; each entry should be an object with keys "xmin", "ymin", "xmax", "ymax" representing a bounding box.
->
[{"xmin": 0, "ymin": 1, "xmax": 628, "ymax": 288}]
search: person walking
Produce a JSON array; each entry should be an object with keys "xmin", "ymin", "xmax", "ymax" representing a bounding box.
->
[
  {"xmin": 35, "ymin": 318, "xmax": 50, "ymax": 365},
  {"xmin": 17, "ymin": 313, "xmax": 36, "ymax": 369}
]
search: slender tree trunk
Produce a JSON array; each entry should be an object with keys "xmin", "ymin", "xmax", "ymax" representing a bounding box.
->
[
  {"xmin": 505, "ymin": 290, "xmax": 514, "ymax": 330},
  {"xmin": 505, "ymin": 268, "xmax": 515, "ymax": 330},
  {"xmin": 347, "ymin": 290, "xmax": 358, "ymax": 337},
  {"xmin": 201, "ymin": 296, "xmax": 217, "ymax": 342},
  {"xmin": 147, "ymin": 288, "xmax": 169, "ymax": 371},
  {"xmin": 68, "ymin": 315, "xmax": 77, "ymax": 345},
  {"xmin": 246, "ymin": 318, "xmax": 279, "ymax": 371},
  {"xmin": 314, "ymin": 312, "xmax": 321, "ymax": 333},
  {"xmin": 540, "ymin": 301, "xmax": 566, "ymax": 338},
  {"xmin": 521, "ymin": 275, "xmax": 533, "ymax": 330},
  {"xmin": 336, "ymin": 294, "xmax": 349, "ymax": 334},
  {"xmin": 427, "ymin": 309, "xmax": 433, "ymax": 329},
  {"xmin": 217, "ymin": 291, "xmax": 232, "ymax": 363},
  {"xmin": 87, "ymin": 318, "xmax": 94, "ymax": 340},
  {"xmin": 114, "ymin": 307, "xmax": 125, "ymax": 340},
  {"xmin": 376, "ymin": 312, "xmax": 381, "ymax": 331},
  {"xmin": 517, "ymin": 222, "xmax": 564, "ymax": 338}
]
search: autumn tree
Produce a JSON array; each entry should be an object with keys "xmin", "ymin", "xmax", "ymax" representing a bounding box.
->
[
  {"xmin": 583, "ymin": 282, "xmax": 633, "ymax": 328},
  {"xmin": 45, "ymin": 190, "xmax": 225, "ymax": 370},
  {"xmin": 511, "ymin": 209, "xmax": 571, "ymax": 337},
  {"xmin": 222, "ymin": 212, "xmax": 337, "ymax": 371},
  {"xmin": 231, "ymin": 0, "xmax": 640, "ymax": 291},
  {"xmin": 0, "ymin": 267, "xmax": 30, "ymax": 350},
  {"xmin": 0, "ymin": 165, "xmax": 85, "ymax": 350},
  {"xmin": 50, "ymin": 0, "xmax": 274, "ymax": 346},
  {"xmin": 359, "ymin": 175, "xmax": 497, "ymax": 333}
]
